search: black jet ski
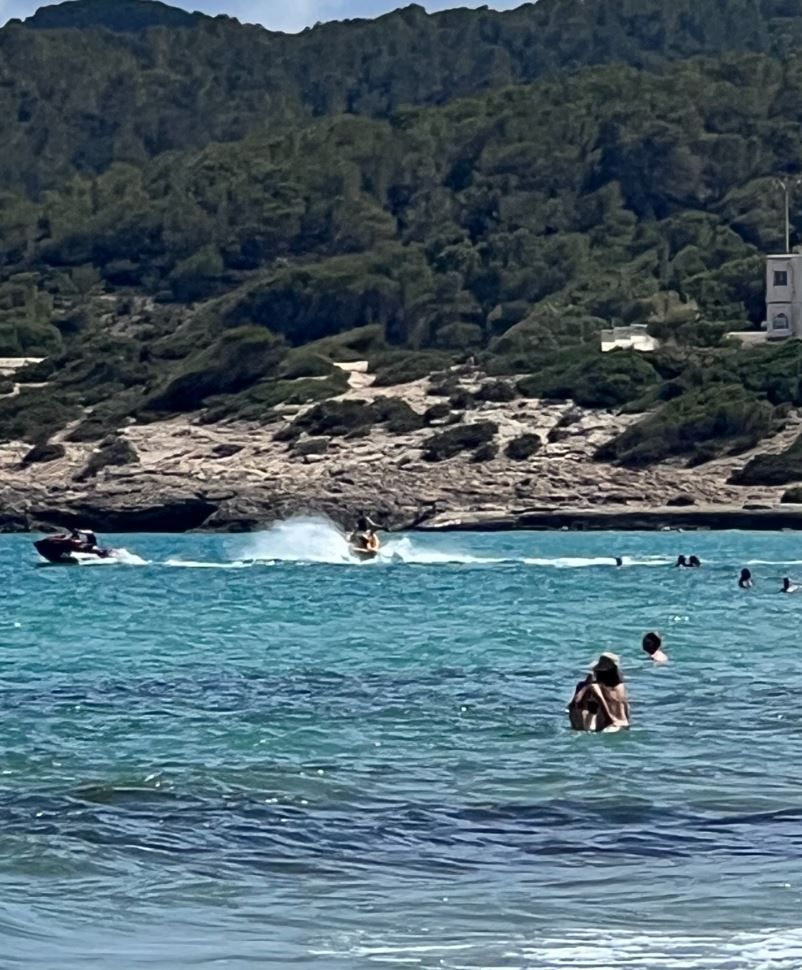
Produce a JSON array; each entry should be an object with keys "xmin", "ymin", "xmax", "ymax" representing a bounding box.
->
[{"xmin": 34, "ymin": 532, "xmax": 113, "ymax": 565}]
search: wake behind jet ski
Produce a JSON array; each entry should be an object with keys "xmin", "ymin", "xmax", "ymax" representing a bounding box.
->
[{"xmin": 34, "ymin": 528, "xmax": 114, "ymax": 565}]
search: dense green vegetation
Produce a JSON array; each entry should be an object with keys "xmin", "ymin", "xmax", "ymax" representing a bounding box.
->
[
  {"xmin": 423, "ymin": 422, "xmax": 498, "ymax": 461},
  {"xmin": 4, "ymin": 0, "xmax": 802, "ymax": 480},
  {"xmin": 731, "ymin": 433, "xmax": 802, "ymax": 485}
]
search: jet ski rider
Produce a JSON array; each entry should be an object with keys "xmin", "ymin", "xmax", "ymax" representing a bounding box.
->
[
  {"xmin": 69, "ymin": 528, "xmax": 99, "ymax": 553},
  {"xmin": 350, "ymin": 515, "xmax": 380, "ymax": 552}
]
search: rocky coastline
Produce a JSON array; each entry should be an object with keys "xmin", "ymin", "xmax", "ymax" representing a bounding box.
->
[{"xmin": 2, "ymin": 366, "xmax": 802, "ymax": 535}]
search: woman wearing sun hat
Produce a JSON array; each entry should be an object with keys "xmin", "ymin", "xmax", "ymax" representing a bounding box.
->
[{"xmin": 567, "ymin": 653, "xmax": 631, "ymax": 732}]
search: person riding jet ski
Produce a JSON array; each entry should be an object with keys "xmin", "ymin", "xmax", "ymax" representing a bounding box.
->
[
  {"xmin": 34, "ymin": 528, "xmax": 110, "ymax": 564},
  {"xmin": 69, "ymin": 528, "xmax": 100, "ymax": 553},
  {"xmin": 349, "ymin": 515, "xmax": 380, "ymax": 553}
]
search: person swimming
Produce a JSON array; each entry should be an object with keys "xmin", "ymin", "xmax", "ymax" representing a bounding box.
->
[
  {"xmin": 782, "ymin": 577, "xmax": 799, "ymax": 593},
  {"xmin": 567, "ymin": 652, "xmax": 631, "ymax": 732},
  {"xmin": 738, "ymin": 568, "xmax": 753, "ymax": 589},
  {"xmin": 675, "ymin": 555, "xmax": 688, "ymax": 567},
  {"xmin": 642, "ymin": 631, "xmax": 668, "ymax": 664},
  {"xmin": 614, "ymin": 556, "xmax": 624, "ymax": 567},
  {"xmin": 688, "ymin": 555, "xmax": 701, "ymax": 568}
]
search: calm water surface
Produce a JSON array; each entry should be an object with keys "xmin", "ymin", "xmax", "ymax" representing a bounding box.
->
[{"xmin": 3, "ymin": 523, "xmax": 802, "ymax": 968}]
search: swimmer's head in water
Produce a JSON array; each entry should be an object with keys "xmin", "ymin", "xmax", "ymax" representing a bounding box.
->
[
  {"xmin": 642, "ymin": 632, "xmax": 662, "ymax": 656},
  {"xmin": 740, "ymin": 568, "xmax": 752, "ymax": 581},
  {"xmin": 688, "ymin": 555, "xmax": 701, "ymax": 567},
  {"xmin": 615, "ymin": 556, "xmax": 623, "ymax": 567},
  {"xmin": 676, "ymin": 555, "xmax": 687, "ymax": 566},
  {"xmin": 592, "ymin": 652, "xmax": 623, "ymax": 687}
]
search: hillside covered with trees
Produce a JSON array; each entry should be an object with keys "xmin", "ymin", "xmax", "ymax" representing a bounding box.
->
[{"xmin": 4, "ymin": 0, "xmax": 802, "ymax": 481}]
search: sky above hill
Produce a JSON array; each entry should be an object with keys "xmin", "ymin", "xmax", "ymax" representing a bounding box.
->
[{"xmin": 0, "ymin": 0, "xmax": 523, "ymax": 33}]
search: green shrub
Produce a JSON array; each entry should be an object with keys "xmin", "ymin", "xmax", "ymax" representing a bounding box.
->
[
  {"xmin": 289, "ymin": 399, "xmax": 376, "ymax": 438},
  {"xmin": 731, "ymin": 434, "xmax": 802, "ymax": 486},
  {"xmin": 471, "ymin": 442, "xmax": 498, "ymax": 462},
  {"xmin": 15, "ymin": 358, "xmax": 57, "ymax": 383},
  {"xmin": 505, "ymin": 433, "xmax": 542, "ymax": 460},
  {"xmin": 424, "ymin": 402, "xmax": 451, "ymax": 425},
  {"xmin": 20, "ymin": 442, "xmax": 66, "ymax": 465},
  {"xmin": 75, "ymin": 436, "xmax": 139, "ymax": 481},
  {"xmin": 303, "ymin": 325, "xmax": 386, "ymax": 361},
  {"xmin": 169, "ymin": 245, "xmax": 224, "ymax": 303},
  {"xmin": 422, "ymin": 421, "xmax": 497, "ymax": 461},
  {"xmin": 200, "ymin": 372, "xmax": 348, "ymax": 425},
  {"xmin": 281, "ymin": 394, "xmax": 424, "ymax": 440},
  {"xmin": 435, "ymin": 322, "xmax": 483, "ymax": 350},
  {"xmin": 477, "ymin": 380, "xmax": 517, "ymax": 403},
  {"xmin": 144, "ymin": 327, "xmax": 286, "ymax": 413},
  {"xmin": 66, "ymin": 389, "xmax": 144, "ymax": 441},
  {"xmin": 279, "ymin": 351, "xmax": 337, "ymax": 380},
  {"xmin": 548, "ymin": 407, "xmax": 583, "ymax": 440},
  {"xmin": 0, "ymin": 390, "xmax": 82, "ymax": 443},
  {"xmin": 599, "ymin": 385, "xmax": 777, "ymax": 468},
  {"xmin": 781, "ymin": 486, "xmax": 802, "ymax": 503},
  {"xmin": 448, "ymin": 388, "xmax": 476, "ymax": 409},
  {"xmin": 518, "ymin": 349, "xmax": 659, "ymax": 409},
  {"xmin": 429, "ymin": 378, "xmax": 461, "ymax": 397},
  {"xmin": 372, "ymin": 352, "xmax": 453, "ymax": 387},
  {"xmin": 371, "ymin": 397, "xmax": 424, "ymax": 433}
]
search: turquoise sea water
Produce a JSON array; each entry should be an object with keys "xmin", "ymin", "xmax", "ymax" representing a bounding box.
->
[{"xmin": 4, "ymin": 520, "xmax": 802, "ymax": 968}]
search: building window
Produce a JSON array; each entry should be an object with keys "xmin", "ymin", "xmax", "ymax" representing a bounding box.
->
[
  {"xmin": 772, "ymin": 313, "xmax": 790, "ymax": 332},
  {"xmin": 774, "ymin": 270, "xmax": 789, "ymax": 286}
]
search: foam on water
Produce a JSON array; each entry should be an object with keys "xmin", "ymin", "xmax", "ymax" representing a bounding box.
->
[
  {"xmin": 164, "ymin": 559, "xmax": 258, "ymax": 569},
  {"xmin": 233, "ymin": 519, "xmax": 677, "ymax": 568},
  {"xmin": 238, "ymin": 515, "xmax": 353, "ymax": 563},
  {"xmin": 314, "ymin": 928, "xmax": 802, "ymax": 969},
  {"xmin": 37, "ymin": 548, "xmax": 150, "ymax": 567},
  {"xmin": 381, "ymin": 534, "xmax": 506, "ymax": 564}
]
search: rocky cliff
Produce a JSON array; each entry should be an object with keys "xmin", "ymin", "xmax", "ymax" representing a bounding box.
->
[{"xmin": 4, "ymin": 361, "xmax": 800, "ymax": 534}]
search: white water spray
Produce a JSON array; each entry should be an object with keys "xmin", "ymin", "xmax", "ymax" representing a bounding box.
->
[{"xmin": 238, "ymin": 516, "xmax": 354, "ymax": 564}]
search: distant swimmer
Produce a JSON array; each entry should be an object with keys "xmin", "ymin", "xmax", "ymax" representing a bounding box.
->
[
  {"xmin": 676, "ymin": 555, "xmax": 688, "ymax": 568},
  {"xmin": 642, "ymin": 631, "xmax": 668, "ymax": 664},
  {"xmin": 782, "ymin": 577, "xmax": 799, "ymax": 594},
  {"xmin": 614, "ymin": 556, "xmax": 624, "ymax": 567},
  {"xmin": 567, "ymin": 652, "xmax": 631, "ymax": 733},
  {"xmin": 688, "ymin": 555, "xmax": 701, "ymax": 568},
  {"xmin": 738, "ymin": 568, "xmax": 753, "ymax": 589}
]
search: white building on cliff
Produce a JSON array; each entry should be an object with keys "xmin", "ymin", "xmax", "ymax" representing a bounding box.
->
[{"xmin": 765, "ymin": 253, "xmax": 802, "ymax": 340}]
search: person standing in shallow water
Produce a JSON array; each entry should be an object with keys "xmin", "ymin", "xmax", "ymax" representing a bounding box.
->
[
  {"xmin": 739, "ymin": 568, "xmax": 753, "ymax": 589},
  {"xmin": 567, "ymin": 653, "xmax": 631, "ymax": 733},
  {"xmin": 642, "ymin": 631, "xmax": 668, "ymax": 664}
]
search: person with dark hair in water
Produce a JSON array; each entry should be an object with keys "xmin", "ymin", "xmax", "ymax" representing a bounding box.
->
[
  {"xmin": 782, "ymin": 577, "xmax": 799, "ymax": 594},
  {"xmin": 614, "ymin": 556, "xmax": 624, "ymax": 567},
  {"xmin": 676, "ymin": 555, "xmax": 688, "ymax": 568},
  {"xmin": 739, "ymin": 568, "xmax": 753, "ymax": 589},
  {"xmin": 688, "ymin": 555, "xmax": 701, "ymax": 568},
  {"xmin": 69, "ymin": 528, "xmax": 99, "ymax": 553},
  {"xmin": 642, "ymin": 631, "xmax": 668, "ymax": 664},
  {"xmin": 567, "ymin": 653, "xmax": 631, "ymax": 732},
  {"xmin": 349, "ymin": 514, "xmax": 380, "ymax": 552}
]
